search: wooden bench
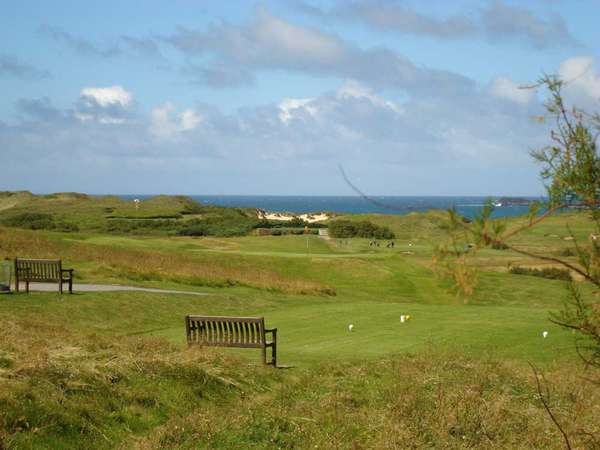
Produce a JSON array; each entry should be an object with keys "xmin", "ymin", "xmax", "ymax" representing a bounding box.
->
[
  {"xmin": 185, "ymin": 315, "xmax": 277, "ymax": 366},
  {"xmin": 14, "ymin": 258, "xmax": 74, "ymax": 294}
]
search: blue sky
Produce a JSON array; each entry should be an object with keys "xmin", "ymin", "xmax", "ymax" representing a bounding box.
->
[{"xmin": 1, "ymin": 0, "xmax": 600, "ymax": 195}]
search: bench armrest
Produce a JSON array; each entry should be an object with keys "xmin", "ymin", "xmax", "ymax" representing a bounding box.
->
[
  {"xmin": 61, "ymin": 269, "xmax": 74, "ymax": 279},
  {"xmin": 265, "ymin": 328, "xmax": 277, "ymax": 344}
]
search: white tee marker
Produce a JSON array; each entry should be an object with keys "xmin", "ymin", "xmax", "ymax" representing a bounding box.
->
[
  {"xmin": 542, "ymin": 331, "xmax": 548, "ymax": 338},
  {"xmin": 348, "ymin": 324, "xmax": 354, "ymax": 332}
]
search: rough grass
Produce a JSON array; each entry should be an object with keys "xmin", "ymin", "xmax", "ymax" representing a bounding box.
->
[
  {"xmin": 1, "ymin": 317, "xmax": 598, "ymax": 449},
  {"xmin": 0, "ymin": 227, "xmax": 334, "ymax": 295},
  {"xmin": 132, "ymin": 355, "xmax": 600, "ymax": 450},
  {"xmin": 0, "ymin": 318, "xmax": 277, "ymax": 449}
]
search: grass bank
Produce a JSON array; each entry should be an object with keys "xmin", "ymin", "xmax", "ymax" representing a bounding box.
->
[{"xmin": 1, "ymin": 312, "xmax": 597, "ymax": 449}]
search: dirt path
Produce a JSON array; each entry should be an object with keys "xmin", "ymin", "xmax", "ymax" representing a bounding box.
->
[{"xmin": 11, "ymin": 283, "xmax": 208, "ymax": 296}]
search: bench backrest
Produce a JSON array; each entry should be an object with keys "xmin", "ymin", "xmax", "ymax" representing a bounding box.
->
[
  {"xmin": 186, "ymin": 315, "xmax": 266, "ymax": 348},
  {"xmin": 15, "ymin": 258, "xmax": 62, "ymax": 281}
]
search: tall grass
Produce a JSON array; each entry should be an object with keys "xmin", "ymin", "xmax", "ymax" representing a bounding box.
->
[
  {"xmin": 0, "ymin": 227, "xmax": 334, "ymax": 295},
  {"xmin": 1, "ymin": 317, "xmax": 597, "ymax": 449},
  {"xmin": 132, "ymin": 355, "xmax": 600, "ymax": 449},
  {"xmin": 0, "ymin": 318, "xmax": 276, "ymax": 449}
]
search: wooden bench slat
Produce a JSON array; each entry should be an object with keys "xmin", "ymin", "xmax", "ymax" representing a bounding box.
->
[
  {"xmin": 218, "ymin": 321, "xmax": 223, "ymax": 343},
  {"xmin": 185, "ymin": 315, "xmax": 277, "ymax": 366},
  {"xmin": 187, "ymin": 315, "xmax": 263, "ymax": 323}
]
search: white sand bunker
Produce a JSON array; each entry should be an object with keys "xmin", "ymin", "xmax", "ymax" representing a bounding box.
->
[{"xmin": 257, "ymin": 209, "xmax": 331, "ymax": 223}]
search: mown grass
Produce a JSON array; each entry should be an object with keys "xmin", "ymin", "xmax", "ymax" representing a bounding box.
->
[{"xmin": 0, "ymin": 282, "xmax": 578, "ymax": 366}]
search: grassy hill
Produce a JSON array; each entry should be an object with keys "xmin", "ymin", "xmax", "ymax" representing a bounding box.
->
[
  {"xmin": 0, "ymin": 191, "xmax": 261, "ymax": 236},
  {"xmin": 0, "ymin": 192, "xmax": 599, "ymax": 448},
  {"xmin": 332, "ymin": 210, "xmax": 449, "ymax": 241}
]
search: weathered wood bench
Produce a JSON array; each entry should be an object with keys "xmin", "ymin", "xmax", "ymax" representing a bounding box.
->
[
  {"xmin": 185, "ymin": 315, "xmax": 277, "ymax": 366},
  {"xmin": 14, "ymin": 258, "xmax": 74, "ymax": 294}
]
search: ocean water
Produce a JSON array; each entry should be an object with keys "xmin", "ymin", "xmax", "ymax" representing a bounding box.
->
[{"xmin": 121, "ymin": 195, "xmax": 542, "ymax": 219}]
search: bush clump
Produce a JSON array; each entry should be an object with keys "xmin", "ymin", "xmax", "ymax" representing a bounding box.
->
[
  {"xmin": 255, "ymin": 218, "xmax": 325, "ymax": 229},
  {"xmin": 491, "ymin": 241, "xmax": 509, "ymax": 250},
  {"xmin": 509, "ymin": 265, "xmax": 572, "ymax": 281},
  {"xmin": 105, "ymin": 219, "xmax": 179, "ymax": 234},
  {"xmin": 558, "ymin": 247, "xmax": 577, "ymax": 257},
  {"xmin": 178, "ymin": 217, "xmax": 260, "ymax": 237},
  {"xmin": 2, "ymin": 213, "xmax": 79, "ymax": 232},
  {"xmin": 328, "ymin": 220, "xmax": 395, "ymax": 239}
]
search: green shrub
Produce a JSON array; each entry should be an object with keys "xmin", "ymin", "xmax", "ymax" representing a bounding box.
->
[
  {"xmin": 558, "ymin": 247, "xmax": 577, "ymax": 257},
  {"xmin": 509, "ymin": 265, "xmax": 572, "ymax": 281},
  {"xmin": 328, "ymin": 220, "xmax": 395, "ymax": 239},
  {"xmin": 55, "ymin": 221, "xmax": 80, "ymax": 232},
  {"xmin": 255, "ymin": 218, "xmax": 326, "ymax": 229},
  {"xmin": 178, "ymin": 216, "xmax": 260, "ymax": 237},
  {"xmin": 3, "ymin": 213, "xmax": 55, "ymax": 230},
  {"xmin": 2, "ymin": 213, "xmax": 79, "ymax": 232},
  {"xmin": 105, "ymin": 219, "xmax": 178, "ymax": 234}
]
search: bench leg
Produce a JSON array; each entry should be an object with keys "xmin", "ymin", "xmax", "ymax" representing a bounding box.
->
[
  {"xmin": 59, "ymin": 281, "xmax": 63, "ymax": 295},
  {"xmin": 271, "ymin": 343, "xmax": 277, "ymax": 367},
  {"xmin": 69, "ymin": 278, "xmax": 73, "ymax": 294},
  {"xmin": 261, "ymin": 346, "xmax": 267, "ymax": 365},
  {"xmin": 25, "ymin": 281, "xmax": 29, "ymax": 294}
]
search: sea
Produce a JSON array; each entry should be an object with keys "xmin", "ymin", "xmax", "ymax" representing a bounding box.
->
[{"xmin": 120, "ymin": 195, "xmax": 543, "ymax": 220}]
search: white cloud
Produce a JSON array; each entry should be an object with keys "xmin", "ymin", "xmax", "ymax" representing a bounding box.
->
[
  {"xmin": 150, "ymin": 102, "xmax": 202, "ymax": 139},
  {"xmin": 277, "ymin": 81, "xmax": 402, "ymax": 126},
  {"xmin": 180, "ymin": 109, "xmax": 202, "ymax": 130},
  {"xmin": 74, "ymin": 85, "xmax": 133, "ymax": 124},
  {"xmin": 4, "ymin": 78, "xmax": 547, "ymax": 194},
  {"xmin": 80, "ymin": 85, "xmax": 132, "ymax": 108},
  {"xmin": 278, "ymin": 98, "xmax": 317, "ymax": 124},
  {"xmin": 336, "ymin": 80, "xmax": 402, "ymax": 113},
  {"xmin": 489, "ymin": 76, "xmax": 533, "ymax": 105},
  {"xmin": 74, "ymin": 113, "xmax": 127, "ymax": 124},
  {"xmin": 558, "ymin": 57, "xmax": 600, "ymax": 105}
]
